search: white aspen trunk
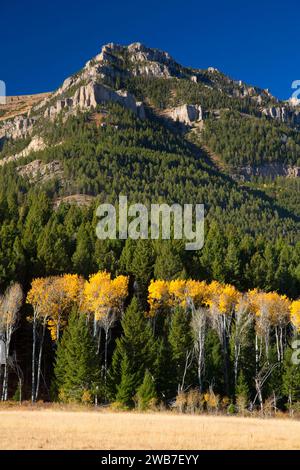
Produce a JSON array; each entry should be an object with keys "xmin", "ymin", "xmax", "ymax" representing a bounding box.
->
[
  {"xmin": 255, "ymin": 380, "xmax": 263, "ymax": 412},
  {"xmin": 180, "ymin": 350, "xmax": 191, "ymax": 392},
  {"xmin": 275, "ymin": 326, "xmax": 280, "ymax": 362},
  {"xmin": 222, "ymin": 315, "xmax": 229, "ymax": 396},
  {"xmin": 195, "ymin": 312, "xmax": 206, "ymax": 393},
  {"xmin": 279, "ymin": 327, "xmax": 284, "ymax": 362},
  {"xmin": 259, "ymin": 337, "xmax": 262, "ymax": 361},
  {"xmin": 255, "ymin": 334, "xmax": 259, "ymax": 373},
  {"xmin": 35, "ymin": 319, "xmax": 46, "ymax": 401},
  {"xmin": 104, "ymin": 328, "xmax": 109, "ymax": 388},
  {"xmin": 265, "ymin": 335, "xmax": 269, "ymax": 363},
  {"xmin": 31, "ymin": 313, "xmax": 37, "ymax": 403},
  {"xmin": 2, "ymin": 324, "xmax": 12, "ymax": 401},
  {"xmin": 93, "ymin": 315, "xmax": 97, "ymax": 337},
  {"xmin": 96, "ymin": 327, "xmax": 102, "ymax": 355},
  {"xmin": 1, "ymin": 363, "xmax": 7, "ymax": 401},
  {"xmin": 197, "ymin": 330, "xmax": 203, "ymax": 393},
  {"xmin": 234, "ymin": 342, "xmax": 241, "ymax": 389}
]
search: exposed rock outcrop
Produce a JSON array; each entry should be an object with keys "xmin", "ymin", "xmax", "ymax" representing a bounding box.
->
[
  {"xmin": 17, "ymin": 159, "xmax": 62, "ymax": 182},
  {"xmin": 170, "ymin": 104, "xmax": 203, "ymax": 125},
  {"xmin": 262, "ymin": 106, "xmax": 300, "ymax": 126},
  {"xmin": 0, "ymin": 115, "xmax": 36, "ymax": 141},
  {"xmin": 43, "ymin": 82, "xmax": 146, "ymax": 121},
  {"xmin": 0, "ymin": 136, "xmax": 46, "ymax": 167}
]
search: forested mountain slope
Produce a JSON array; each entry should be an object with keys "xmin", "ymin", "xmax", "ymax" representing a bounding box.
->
[{"xmin": 0, "ymin": 42, "xmax": 299, "ymax": 297}]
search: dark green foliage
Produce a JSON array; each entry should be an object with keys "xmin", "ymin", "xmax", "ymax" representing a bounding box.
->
[
  {"xmin": 136, "ymin": 370, "xmax": 157, "ymax": 410},
  {"xmin": 109, "ymin": 297, "xmax": 157, "ymax": 404},
  {"xmin": 115, "ymin": 353, "xmax": 138, "ymax": 407},
  {"xmin": 282, "ymin": 342, "xmax": 300, "ymax": 407},
  {"xmin": 236, "ymin": 371, "xmax": 250, "ymax": 402},
  {"xmin": 202, "ymin": 110, "xmax": 300, "ymax": 166},
  {"xmin": 53, "ymin": 309, "xmax": 100, "ymax": 403},
  {"xmin": 168, "ymin": 307, "xmax": 193, "ymax": 395}
]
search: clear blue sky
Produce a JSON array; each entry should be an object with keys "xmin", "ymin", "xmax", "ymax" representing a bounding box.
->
[{"xmin": 1, "ymin": 0, "xmax": 299, "ymax": 99}]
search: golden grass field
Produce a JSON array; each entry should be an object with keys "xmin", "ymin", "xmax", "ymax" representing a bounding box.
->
[{"xmin": 1, "ymin": 409, "xmax": 300, "ymax": 450}]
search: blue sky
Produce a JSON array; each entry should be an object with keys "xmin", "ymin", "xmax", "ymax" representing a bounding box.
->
[{"xmin": 0, "ymin": 0, "xmax": 299, "ymax": 99}]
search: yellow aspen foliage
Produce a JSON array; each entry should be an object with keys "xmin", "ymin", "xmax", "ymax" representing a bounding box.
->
[
  {"xmin": 148, "ymin": 279, "xmax": 169, "ymax": 316},
  {"xmin": 205, "ymin": 281, "xmax": 240, "ymax": 315},
  {"xmin": 27, "ymin": 275, "xmax": 85, "ymax": 341},
  {"xmin": 26, "ymin": 278, "xmax": 52, "ymax": 321},
  {"xmin": 46, "ymin": 274, "xmax": 85, "ymax": 341},
  {"xmin": 168, "ymin": 279, "xmax": 187, "ymax": 308},
  {"xmin": 248, "ymin": 290, "xmax": 290, "ymax": 325},
  {"xmin": 84, "ymin": 271, "xmax": 129, "ymax": 321},
  {"xmin": 218, "ymin": 284, "xmax": 241, "ymax": 314},
  {"xmin": 185, "ymin": 280, "xmax": 208, "ymax": 309},
  {"xmin": 247, "ymin": 289, "xmax": 260, "ymax": 316},
  {"xmin": 204, "ymin": 280, "xmax": 223, "ymax": 309},
  {"xmin": 148, "ymin": 279, "xmax": 215, "ymax": 314},
  {"xmin": 290, "ymin": 300, "xmax": 300, "ymax": 331}
]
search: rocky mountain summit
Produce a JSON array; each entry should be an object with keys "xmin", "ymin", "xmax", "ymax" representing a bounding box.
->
[{"xmin": 1, "ymin": 41, "xmax": 300, "ymax": 178}]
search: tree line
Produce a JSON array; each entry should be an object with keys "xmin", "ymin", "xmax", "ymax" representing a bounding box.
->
[{"xmin": 1, "ymin": 272, "xmax": 300, "ymax": 415}]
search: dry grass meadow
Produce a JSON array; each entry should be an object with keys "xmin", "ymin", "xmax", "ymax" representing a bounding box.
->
[{"xmin": 1, "ymin": 408, "xmax": 300, "ymax": 450}]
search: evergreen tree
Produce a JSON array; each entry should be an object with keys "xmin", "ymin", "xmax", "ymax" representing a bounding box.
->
[
  {"xmin": 72, "ymin": 222, "xmax": 95, "ymax": 277},
  {"xmin": 53, "ymin": 309, "xmax": 100, "ymax": 403},
  {"xmin": 37, "ymin": 220, "xmax": 70, "ymax": 275},
  {"xmin": 109, "ymin": 297, "xmax": 157, "ymax": 403},
  {"xmin": 115, "ymin": 353, "xmax": 138, "ymax": 407},
  {"xmin": 282, "ymin": 344, "xmax": 300, "ymax": 410},
  {"xmin": 236, "ymin": 371, "xmax": 249, "ymax": 401},
  {"xmin": 154, "ymin": 241, "xmax": 184, "ymax": 280},
  {"xmin": 168, "ymin": 307, "xmax": 193, "ymax": 394},
  {"xmin": 130, "ymin": 240, "xmax": 154, "ymax": 304},
  {"xmin": 136, "ymin": 369, "xmax": 157, "ymax": 410}
]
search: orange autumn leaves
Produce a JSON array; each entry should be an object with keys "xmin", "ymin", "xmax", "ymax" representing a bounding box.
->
[{"xmin": 26, "ymin": 272, "xmax": 129, "ymax": 341}]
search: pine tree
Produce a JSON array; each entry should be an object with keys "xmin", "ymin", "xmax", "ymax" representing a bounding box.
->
[
  {"xmin": 282, "ymin": 344, "xmax": 300, "ymax": 411},
  {"xmin": 168, "ymin": 307, "xmax": 193, "ymax": 394},
  {"xmin": 136, "ymin": 370, "xmax": 157, "ymax": 410},
  {"xmin": 130, "ymin": 240, "xmax": 154, "ymax": 304},
  {"xmin": 115, "ymin": 353, "xmax": 137, "ymax": 407},
  {"xmin": 53, "ymin": 309, "xmax": 100, "ymax": 403},
  {"xmin": 72, "ymin": 223, "xmax": 95, "ymax": 277},
  {"xmin": 109, "ymin": 297, "xmax": 157, "ymax": 404},
  {"xmin": 37, "ymin": 219, "xmax": 70, "ymax": 275},
  {"xmin": 154, "ymin": 241, "xmax": 184, "ymax": 280},
  {"xmin": 236, "ymin": 370, "xmax": 249, "ymax": 401}
]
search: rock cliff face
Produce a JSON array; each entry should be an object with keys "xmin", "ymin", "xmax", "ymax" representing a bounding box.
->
[
  {"xmin": 262, "ymin": 106, "xmax": 300, "ymax": 126},
  {"xmin": 0, "ymin": 115, "xmax": 36, "ymax": 140},
  {"xmin": 43, "ymin": 82, "xmax": 145, "ymax": 121},
  {"xmin": 0, "ymin": 136, "xmax": 46, "ymax": 167},
  {"xmin": 170, "ymin": 104, "xmax": 203, "ymax": 125}
]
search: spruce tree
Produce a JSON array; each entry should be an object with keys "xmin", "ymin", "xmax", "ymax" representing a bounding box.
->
[
  {"xmin": 53, "ymin": 309, "xmax": 100, "ymax": 403},
  {"xmin": 72, "ymin": 223, "xmax": 95, "ymax": 277},
  {"xmin": 282, "ymin": 344, "xmax": 300, "ymax": 411},
  {"xmin": 236, "ymin": 371, "xmax": 249, "ymax": 401},
  {"xmin": 115, "ymin": 353, "xmax": 137, "ymax": 407},
  {"xmin": 136, "ymin": 370, "xmax": 157, "ymax": 410},
  {"xmin": 130, "ymin": 240, "xmax": 154, "ymax": 305},
  {"xmin": 109, "ymin": 297, "xmax": 157, "ymax": 405},
  {"xmin": 154, "ymin": 241, "xmax": 184, "ymax": 280},
  {"xmin": 168, "ymin": 307, "xmax": 193, "ymax": 395}
]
